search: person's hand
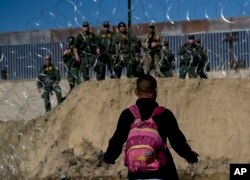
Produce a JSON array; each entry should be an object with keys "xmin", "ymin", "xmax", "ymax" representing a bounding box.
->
[
  {"xmin": 75, "ymin": 54, "xmax": 80, "ymax": 61},
  {"xmin": 53, "ymin": 83, "xmax": 58, "ymax": 88},
  {"xmin": 97, "ymin": 150, "xmax": 104, "ymax": 161},
  {"xmin": 151, "ymin": 41, "xmax": 157, "ymax": 48},
  {"xmin": 97, "ymin": 150, "xmax": 104, "ymax": 167},
  {"xmin": 96, "ymin": 48, "xmax": 100, "ymax": 55},
  {"xmin": 186, "ymin": 151, "xmax": 199, "ymax": 164}
]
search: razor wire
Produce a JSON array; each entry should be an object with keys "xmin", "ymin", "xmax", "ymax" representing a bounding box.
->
[{"xmin": 1, "ymin": 0, "xmax": 250, "ymax": 178}]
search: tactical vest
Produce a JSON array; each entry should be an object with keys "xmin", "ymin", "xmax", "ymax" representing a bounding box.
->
[
  {"xmin": 79, "ymin": 32, "xmax": 97, "ymax": 54},
  {"xmin": 143, "ymin": 33, "xmax": 160, "ymax": 49},
  {"xmin": 99, "ymin": 31, "xmax": 113, "ymax": 52},
  {"xmin": 115, "ymin": 33, "xmax": 137, "ymax": 54}
]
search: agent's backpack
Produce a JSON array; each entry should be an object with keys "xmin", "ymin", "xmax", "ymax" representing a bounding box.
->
[{"xmin": 124, "ymin": 104, "xmax": 167, "ymax": 173}]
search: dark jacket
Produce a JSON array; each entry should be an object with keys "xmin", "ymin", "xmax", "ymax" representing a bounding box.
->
[{"xmin": 104, "ymin": 98, "xmax": 198, "ymax": 180}]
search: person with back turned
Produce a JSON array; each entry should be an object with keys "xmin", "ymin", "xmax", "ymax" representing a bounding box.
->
[{"xmin": 100, "ymin": 74, "xmax": 199, "ymax": 180}]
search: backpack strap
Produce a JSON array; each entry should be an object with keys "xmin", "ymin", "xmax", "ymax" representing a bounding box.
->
[
  {"xmin": 151, "ymin": 106, "xmax": 165, "ymax": 118},
  {"xmin": 130, "ymin": 105, "xmax": 164, "ymax": 119},
  {"xmin": 129, "ymin": 104, "xmax": 141, "ymax": 119}
]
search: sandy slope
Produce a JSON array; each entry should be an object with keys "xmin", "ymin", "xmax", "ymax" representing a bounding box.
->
[{"xmin": 0, "ymin": 77, "xmax": 250, "ymax": 179}]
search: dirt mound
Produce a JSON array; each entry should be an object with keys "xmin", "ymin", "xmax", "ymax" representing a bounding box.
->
[{"xmin": 0, "ymin": 77, "xmax": 250, "ymax": 179}]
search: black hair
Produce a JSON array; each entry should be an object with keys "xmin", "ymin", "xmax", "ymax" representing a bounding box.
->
[{"xmin": 136, "ymin": 74, "xmax": 157, "ymax": 94}]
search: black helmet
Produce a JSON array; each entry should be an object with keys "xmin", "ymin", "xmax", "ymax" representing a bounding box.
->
[
  {"xmin": 82, "ymin": 21, "xmax": 89, "ymax": 27},
  {"xmin": 67, "ymin": 36, "xmax": 75, "ymax": 46},
  {"xmin": 103, "ymin": 21, "xmax": 110, "ymax": 27},
  {"xmin": 67, "ymin": 36, "xmax": 75, "ymax": 43},
  {"xmin": 118, "ymin": 22, "xmax": 126, "ymax": 28}
]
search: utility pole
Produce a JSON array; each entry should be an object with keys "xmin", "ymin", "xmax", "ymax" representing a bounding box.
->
[{"xmin": 128, "ymin": 0, "xmax": 132, "ymax": 63}]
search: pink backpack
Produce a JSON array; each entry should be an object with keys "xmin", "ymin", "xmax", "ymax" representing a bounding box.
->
[{"xmin": 124, "ymin": 104, "xmax": 167, "ymax": 173}]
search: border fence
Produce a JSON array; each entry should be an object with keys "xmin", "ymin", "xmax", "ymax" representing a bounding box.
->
[{"xmin": 0, "ymin": 30, "xmax": 250, "ymax": 80}]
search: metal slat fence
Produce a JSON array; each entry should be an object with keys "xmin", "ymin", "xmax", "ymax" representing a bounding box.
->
[
  {"xmin": 0, "ymin": 43, "xmax": 68, "ymax": 80},
  {"xmin": 1, "ymin": 30, "xmax": 250, "ymax": 80}
]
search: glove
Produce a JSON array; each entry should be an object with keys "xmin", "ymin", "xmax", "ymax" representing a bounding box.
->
[
  {"xmin": 186, "ymin": 151, "xmax": 199, "ymax": 164},
  {"xmin": 97, "ymin": 150, "xmax": 104, "ymax": 161}
]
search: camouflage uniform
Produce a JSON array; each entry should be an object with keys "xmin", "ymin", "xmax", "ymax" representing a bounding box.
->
[
  {"xmin": 178, "ymin": 35, "xmax": 201, "ymax": 79},
  {"xmin": 74, "ymin": 21, "xmax": 98, "ymax": 81},
  {"xmin": 158, "ymin": 42, "xmax": 175, "ymax": 77},
  {"xmin": 113, "ymin": 22, "xmax": 140, "ymax": 78},
  {"xmin": 141, "ymin": 24, "xmax": 162, "ymax": 76},
  {"xmin": 37, "ymin": 58, "xmax": 62, "ymax": 112},
  {"xmin": 96, "ymin": 21, "xmax": 116, "ymax": 80},
  {"xmin": 196, "ymin": 40, "xmax": 209, "ymax": 79},
  {"xmin": 63, "ymin": 36, "xmax": 81, "ymax": 90}
]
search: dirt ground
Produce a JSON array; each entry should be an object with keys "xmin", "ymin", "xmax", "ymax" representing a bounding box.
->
[{"xmin": 0, "ymin": 75, "xmax": 250, "ymax": 179}]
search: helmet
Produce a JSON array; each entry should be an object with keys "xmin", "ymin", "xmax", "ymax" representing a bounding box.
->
[
  {"xmin": 118, "ymin": 22, "xmax": 126, "ymax": 28},
  {"xmin": 82, "ymin": 21, "xmax": 89, "ymax": 27},
  {"xmin": 67, "ymin": 36, "xmax": 75, "ymax": 44},
  {"xmin": 67, "ymin": 36, "xmax": 75, "ymax": 46},
  {"xmin": 103, "ymin": 21, "xmax": 110, "ymax": 27}
]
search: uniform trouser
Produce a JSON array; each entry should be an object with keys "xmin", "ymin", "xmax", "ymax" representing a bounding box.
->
[
  {"xmin": 42, "ymin": 85, "xmax": 62, "ymax": 112},
  {"xmin": 197, "ymin": 61, "xmax": 208, "ymax": 79},
  {"xmin": 114, "ymin": 54, "xmax": 138, "ymax": 78},
  {"xmin": 80, "ymin": 55, "xmax": 93, "ymax": 81},
  {"xmin": 143, "ymin": 51, "xmax": 161, "ymax": 77},
  {"xmin": 179, "ymin": 63, "xmax": 198, "ymax": 79},
  {"xmin": 95, "ymin": 53, "xmax": 113, "ymax": 80},
  {"xmin": 67, "ymin": 67, "xmax": 81, "ymax": 89},
  {"xmin": 159, "ymin": 62, "xmax": 173, "ymax": 78}
]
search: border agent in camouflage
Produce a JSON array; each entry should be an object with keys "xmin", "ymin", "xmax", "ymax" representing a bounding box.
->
[
  {"xmin": 178, "ymin": 35, "xmax": 201, "ymax": 79},
  {"xmin": 37, "ymin": 54, "xmax": 62, "ymax": 112},
  {"xmin": 113, "ymin": 22, "xmax": 140, "ymax": 78},
  {"xmin": 74, "ymin": 21, "xmax": 99, "ymax": 81},
  {"xmin": 63, "ymin": 36, "xmax": 81, "ymax": 90},
  {"xmin": 95, "ymin": 21, "xmax": 116, "ymax": 80}
]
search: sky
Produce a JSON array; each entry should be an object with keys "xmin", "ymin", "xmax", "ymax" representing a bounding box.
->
[{"xmin": 1, "ymin": 0, "xmax": 250, "ymax": 33}]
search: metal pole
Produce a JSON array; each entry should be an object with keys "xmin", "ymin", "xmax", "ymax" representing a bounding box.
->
[{"xmin": 128, "ymin": 0, "xmax": 132, "ymax": 63}]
